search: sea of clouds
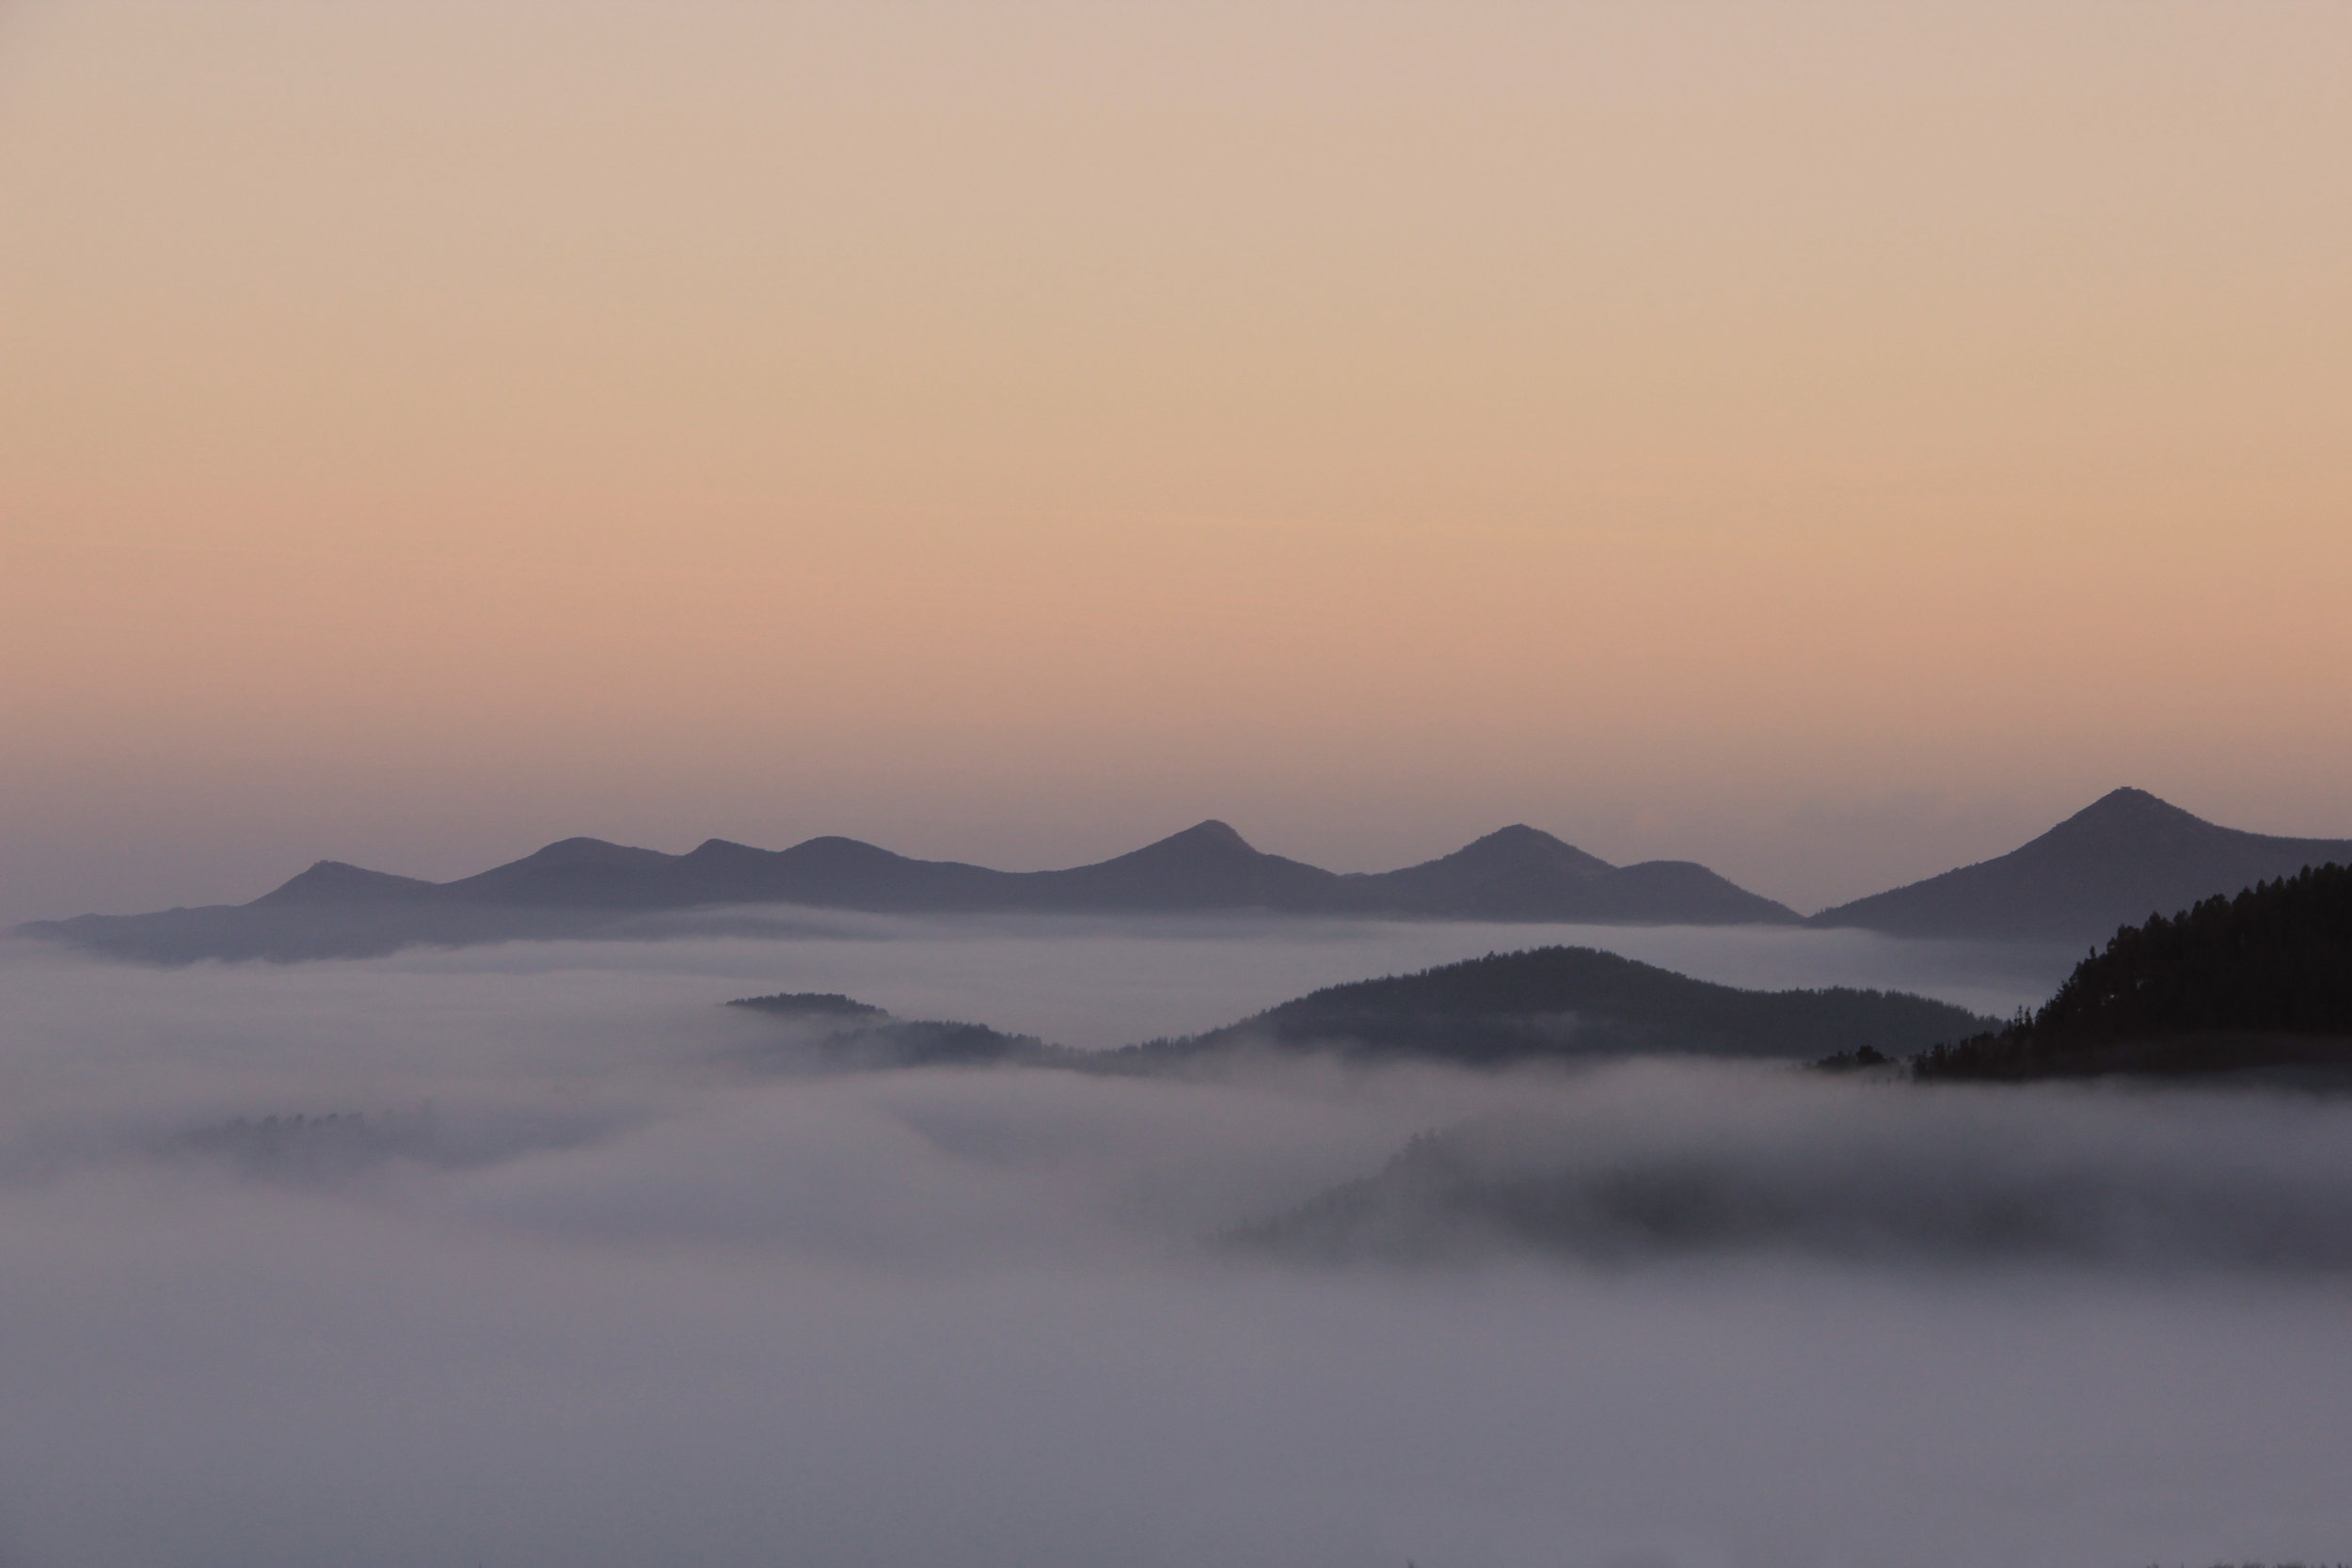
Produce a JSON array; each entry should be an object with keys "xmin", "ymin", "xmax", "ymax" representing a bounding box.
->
[{"xmin": 2, "ymin": 917, "xmax": 2346, "ymax": 1567}]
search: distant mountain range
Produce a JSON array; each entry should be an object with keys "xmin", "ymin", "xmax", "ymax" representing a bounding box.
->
[
  {"xmin": 20, "ymin": 820, "xmax": 1796, "ymax": 962},
  {"xmin": 1807, "ymin": 787, "xmax": 2352, "ymax": 947},
  {"xmin": 250, "ymin": 817, "xmax": 1793, "ymax": 923},
  {"xmin": 18, "ymin": 786, "xmax": 2347, "ymax": 962}
]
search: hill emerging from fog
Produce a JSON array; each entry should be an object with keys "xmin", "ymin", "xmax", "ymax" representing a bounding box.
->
[
  {"xmin": 1117, "ymin": 946, "xmax": 1992, "ymax": 1068},
  {"xmin": 723, "ymin": 991, "xmax": 1070, "ymax": 1073},
  {"xmin": 720, "ymin": 951, "xmax": 1989, "ymax": 1074},
  {"xmin": 1910, "ymin": 862, "xmax": 2352, "ymax": 1083},
  {"xmin": 1237, "ymin": 868, "xmax": 2352, "ymax": 1270},
  {"xmin": 21, "ymin": 821, "xmax": 1797, "ymax": 963},
  {"xmin": 1809, "ymin": 787, "xmax": 2352, "ymax": 946}
]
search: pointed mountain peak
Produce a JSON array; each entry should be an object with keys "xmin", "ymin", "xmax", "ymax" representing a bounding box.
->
[
  {"xmin": 1468, "ymin": 823, "xmax": 1551, "ymax": 846},
  {"xmin": 532, "ymin": 835, "xmax": 629, "ymax": 856},
  {"xmin": 438, "ymin": 835, "xmax": 683, "ymax": 901},
  {"xmin": 1809, "ymin": 784, "xmax": 2352, "ymax": 942},
  {"xmin": 266, "ymin": 859, "xmax": 371, "ymax": 893},
  {"xmin": 249, "ymin": 860, "xmax": 438, "ymax": 906},
  {"xmin": 2040, "ymin": 787, "xmax": 2217, "ymax": 847},
  {"xmin": 2076, "ymin": 786, "xmax": 2189, "ymax": 819},
  {"xmin": 1085, "ymin": 819, "xmax": 1276, "ymax": 873},
  {"xmin": 1156, "ymin": 819, "xmax": 1255, "ymax": 852},
  {"xmin": 1438, "ymin": 825, "xmax": 1614, "ymax": 878},
  {"xmin": 1043, "ymin": 816, "xmax": 1340, "ymax": 907},
  {"xmin": 1462, "ymin": 824, "xmax": 1581, "ymax": 853},
  {"xmin": 510, "ymin": 836, "xmax": 668, "ymax": 866}
]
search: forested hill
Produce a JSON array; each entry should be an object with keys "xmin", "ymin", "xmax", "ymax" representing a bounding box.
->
[
  {"xmin": 1129, "ymin": 946, "xmax": 1991, "ymax": 1067},
  {"xmin": 1913, "ymin": 862, "xmax": 2352, "ymax": 1082},
  {"xmin": 722, "ymin": 991, "xmax": 1068, "ymax": 1071}
]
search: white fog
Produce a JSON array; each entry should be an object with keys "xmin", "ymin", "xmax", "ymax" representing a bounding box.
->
[{"xmin": 0, "ymin": 920, "xmax": 2343, "ymax": 1566}]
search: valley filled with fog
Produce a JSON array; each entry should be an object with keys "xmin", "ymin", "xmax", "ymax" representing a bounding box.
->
[{"xmin": 3, "ymin": 918, "xmax": 2346, "ymax": 1567}]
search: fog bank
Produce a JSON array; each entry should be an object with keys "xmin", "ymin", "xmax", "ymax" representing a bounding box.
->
[
  {"xmin": 2, "ymin": 934, "xmax": 2344, "ymax": 1566},
  {"xmin": 310, "ymin": 906, "xmax": 2074, "ymax": 1043}
]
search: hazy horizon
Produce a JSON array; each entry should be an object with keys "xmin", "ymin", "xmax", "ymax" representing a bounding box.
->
[
  {"xmin": 6, "ymin": 0, "xmax": 2349, "ymax": 926},
  {"xmin": 4, "ymin": 5, "xmax": 2347, "ymax": 1560},
  {"xmin": 13, "ymin": 779, "xmax": 2352, "ymax": 929}
]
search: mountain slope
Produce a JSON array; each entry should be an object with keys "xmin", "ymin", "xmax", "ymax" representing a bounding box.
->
[
  {"xmin": 1580, "ymin": 860, "xmax": 1800, "ymax": 925},
  {"xmin": 1017, "ymin": 820, "xmax": 1358, "ymax": 911},
  {"xmin": 1912, "ymin": 861, "xmax": 2352, "ymax": 1081},
  {"xmin": 1347, "ymin": 827, "xmax": 1799, "ymax": 924},
  {"xmin": 1346, "ymin": 826, "xmax": 1612, "ymax": 916},
  {"xmin": 439, "ymin": 837, "xmax": 691, "ymax": 907},
  {"xmin": 249, "ymin": 862, "xmax": 441, "ymax": 906},
  {"xmin": 1810, "ymin": 787, "xmax": 2352, "ymax": 945},
  {"xmin": 1124, "ymin": 945, "xmax": 1990, "ymax": 1067}
]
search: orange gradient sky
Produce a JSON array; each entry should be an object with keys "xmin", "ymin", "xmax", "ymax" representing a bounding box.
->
[{"xmin": 4, "ymin": 0, "xmax": 2349, "ymax": 920}]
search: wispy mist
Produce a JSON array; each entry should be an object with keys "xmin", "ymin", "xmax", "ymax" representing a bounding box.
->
[
  {"xmin": 2, "ymin": 931, "xmax": 2345, "ymax": 1566},
  {"xmin": 287, "ymin": 906, "xmax": 2073, "ymax": 1042}
]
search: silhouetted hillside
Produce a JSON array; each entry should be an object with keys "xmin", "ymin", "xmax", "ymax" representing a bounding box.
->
[
  {"xmin": 1123, "ymin": 946, "xmax": 1990, "ymax": 1068},
  {"xmin": 439, "ymin": 836, "xmax": 686, "ymax": 906},
  {"xmin": 1349, "ymin": 827, "xmax": 1798, "ymax": 924},
  {"xmin": 1913, "ymin": 863, "xmax": 2352, "ymax": 1082},
  {"xmin": 1811, "ymin": 787, "xmax": 2352, "ymax": 945},
  {"xmin": 1347, "ymin": 825, "xmax": 1612, "ymax": 914},
  {"xmin": 1020, "ymin": 820, "xmax": 1357, "ymax": 912},
  {"xmin": 21, "ymin": 819, "xmax": 1796, "ymax": 961},
  {"xmin": 722, "ymin": 990, "xmax": 1066, "ymax": 1071},
  {"xmin": 1581, "ymin": 860, "xmax": 1799, "ymax": 925},
  {"xmin": 249, "ymin": 862, "xmax": 441, "ymax": 905}
]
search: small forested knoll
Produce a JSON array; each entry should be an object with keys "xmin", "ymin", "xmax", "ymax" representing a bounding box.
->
[
  {"xmin": 1124, "ymin": 946, "xmax": 1991, "ymax": 1067},
  {"xmin": 723, "ymin": 990, "xmax": 1068, "ymax": 1070},
  {"xmin": 724, "ymin": 991, "xmax": 888, "ymax": 1021},
  {"xmin": 1913, "ymin": 863, "xmax": 2352, "ymax": 1082}
]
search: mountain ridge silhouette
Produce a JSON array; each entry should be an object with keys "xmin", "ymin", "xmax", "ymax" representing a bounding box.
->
[
  {"xmin": 22, "ymin": 818, "xmax": 1796, "ymax": 961},
  {"xmin": 1809, "ymin": 786, "xmax": 2352, "ymax": 944},
  {"xmin": 267, "ymin": 818, "xmax": 1791, "ymax": 922},
  {"xmin": 25, "ymin": 787, "xmax": 2348, "ymax": 961}
]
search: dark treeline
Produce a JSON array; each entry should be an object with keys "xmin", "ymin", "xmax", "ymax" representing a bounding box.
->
[
  {"xmin": 1912, "ymin": 863, "xmax": 2352, "ymax": 1083},
  {"xmin": 722, "ymin": 948, "xmax": 1988, "ymax": 1076},
  {"xmin": 1128, "ymin": 946, "xmax": 1989, "ymax": 1067},
  {"xmin": 722, "ymin": 991, "xmax": 1071, "ymax": 1071},
  {"xmin": 724, "ymin": 991, "xmax": 888, "ymax": 1020}
]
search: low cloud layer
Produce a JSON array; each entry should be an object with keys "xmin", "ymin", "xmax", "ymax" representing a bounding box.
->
[
  {"xmin": 1244, "ymin": 1062, "xmax": 2352, "ymax": 1272},
  {"xmin": 2, "ymin": 928, "xmax": 2346, "ymax": 1566}
]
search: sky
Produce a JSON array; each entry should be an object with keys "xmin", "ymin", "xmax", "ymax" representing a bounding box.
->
[{"xmin": 5, "ymin": 0, "xmax": 2349, "ymax": 922}]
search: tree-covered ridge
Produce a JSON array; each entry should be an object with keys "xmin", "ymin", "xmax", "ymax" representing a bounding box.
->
[
  {"xmin": 724, "ymin": 991, "xmax": 888, "ymax": 1020},
  {"xmin": 1133, "ymin": 946, "xmax": 1990, "ymax": 1066},
  {"xmin": 1913, "ymin": 863, "xmax": 2352, "ymax": 1082},
  {"xmin": 2038, "ymin": 863, "xmax": 2352, "ymax": 1037},
  {"xmin": 723, "ymin": 990, "xmax": 1068, "ymax": 1070}
]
